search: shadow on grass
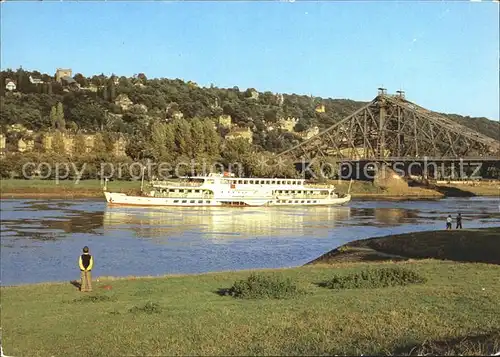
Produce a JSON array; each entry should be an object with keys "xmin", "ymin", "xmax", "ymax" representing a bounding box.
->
[
  {"xmin": 215, "ymin": 288, "xmax": 232, "ymax": 297},
  {"xmin": 70, "ymin": 280, "xmax": 81, "ymax": 290},
  {"xmin": 308, "ymin": 247, "xmax": 409, "ymax": 265},
  {"xmin": 391, "ymin": 330, "xmax": 500, "ymax": 356},
  {"xmin": 71, "ymin": 295, "xmax": 117, "ymax": 303},
  {"xmin": 129, "ymin": 301, "xmax": 162, "ymax": 314}
]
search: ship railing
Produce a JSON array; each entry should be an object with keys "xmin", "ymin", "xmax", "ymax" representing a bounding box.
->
[
  {"xmin": 276, "ymin": 193, "xmax": 332, "ymax": 199},
  {"xmin": 153, "ymin": 192, "xmax": 215, "ymax": 198},
  {"xmin": 151, "ymin": 180, "xmax": 204, "ymax": 188}
]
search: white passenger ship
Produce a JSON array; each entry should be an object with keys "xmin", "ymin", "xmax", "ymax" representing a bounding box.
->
[{"xmin": 104, "ymin": 173, "xmax": 351, "ymax": 207}]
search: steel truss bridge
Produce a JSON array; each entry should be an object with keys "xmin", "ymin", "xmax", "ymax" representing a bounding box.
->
[{"xmin": 276, "ymin": 89, "xmax": 500, "ymax": 177}]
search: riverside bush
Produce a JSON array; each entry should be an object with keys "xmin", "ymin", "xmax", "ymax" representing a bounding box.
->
[
  {"xmin": 320, "ymin": 266, "xmax": 426, "ymax": 290},
  {"xmin": 224, "ymin": 273, "xmax": 305, "ymax": 299}
]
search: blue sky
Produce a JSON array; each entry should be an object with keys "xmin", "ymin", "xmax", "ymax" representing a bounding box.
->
[{"xmin": 1, "ymin": 1, "xmax": 498, "ymax": 120}]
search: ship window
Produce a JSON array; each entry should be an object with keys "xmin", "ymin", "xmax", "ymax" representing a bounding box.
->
[
  {"xmin": 206, "ymin": 200, "xmax": 210, "ymax": 203},
  {"xmin": 313, "ymin": 200, "xmax": 317, "ymax": 203},
  {"xmin": 244, "ymin": 180, "xmax": 248, "ymax": 184},
  {"xmin": 173, "ymin": 200, "xmax": 179, "ymax": 203},
  {"xmin": 286, "ymin": 181, "xmax": 290, "ymax": 185},
  {"xmin": 182, "ymin": 200, "xmax": 187, "ymax": 203},
  {"xmin": 301, "ymin": 200, "xmax": 304, "ymax": 203},
  {"xmin": 237, "ymin": 180, "xmax": 242, "ymax": 184},
  {"xmin": 198, "ymin": 200, "xmax": 203, "ymax": 203},
  {"xmin": 190, "ymin": 200, "xmax": 195, "ymax": 203},
  {"xmin": 295, "ymin": 200, "xmax": 299, "ymax": 203},
  {"xmin": 249, "ymin": 180, "xmax": 254, "ymax": 184},
  {"xmin": 288, "ymin": 200, "xmax": 292, "ymax": 203},
  {"xmin": 307, "ymin": 200, "xmax": 311, "ymax": 203}
]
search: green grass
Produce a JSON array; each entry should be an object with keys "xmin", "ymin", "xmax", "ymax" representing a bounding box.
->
[
  {"xmin": 0, "ymin": 179, "xmax": 140, "ymax": 198},
  {"xmin": 2, "ymin": 260, "xmax": 500, "ymax": 356},
  {"xmin": 319, "ymin": 266, "xmax": 426, "ymax": 290}
]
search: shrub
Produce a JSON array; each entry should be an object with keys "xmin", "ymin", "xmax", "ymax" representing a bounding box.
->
[
  {"xmin": 129, "ymin": 301, "xmax": 162, "ymax": 314},
  {"xmin": 320, "ymin": 267, "xmax": 426, "ymax": 290},
  {"xmin": 223, "ymin": 273, "xmax": 306, "ymax": 299}
]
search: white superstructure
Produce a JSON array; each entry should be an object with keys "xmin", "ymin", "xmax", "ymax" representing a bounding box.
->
[{"xmin": 104, "ymin": 173, "xmax": 351, "ymax": 207}]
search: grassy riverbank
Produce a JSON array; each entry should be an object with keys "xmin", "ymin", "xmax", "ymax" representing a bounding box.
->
[
  {"xmin": 1, "ymin": 178, "xmax": 498, "ymax": 199},
  {"xmin": 0, "ymin": 178, "xmax": 454, "ymax": 199},
  {"xmin": 2, "ymin": 228, "xmax": 500, "ymax": 356},
  {"xmin": 0, "ymin": 179, "xmax": 140, "ymax": 199}
]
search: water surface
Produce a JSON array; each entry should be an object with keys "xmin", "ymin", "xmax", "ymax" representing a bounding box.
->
[{"xmin": 1, "ymin": 197, "xmax": 499, "ymax": 285}]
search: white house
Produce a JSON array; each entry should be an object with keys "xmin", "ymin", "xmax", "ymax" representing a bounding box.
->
[{"xmin": 5, "ymin": 80, "xmax": 16, "ymax": 91}]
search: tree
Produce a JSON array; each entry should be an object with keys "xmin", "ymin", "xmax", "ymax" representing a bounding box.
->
[
  {"xmin": 150, "ymin": 121, "xmax": 174, "ymax": 162},
  {"xmin": 73, "ymin": 73, "xmax": 88, "ymax": 88},
  {"xmin": 102, "ymin": 86, "xmax": 109, "ymax": 102},
  {"xmin": 73, "ymin": 133, "xmax": 87, "ymax": 156},
  {"xmin": 52, "ymin": 131, "xmax": 66, "ymax": 154},
  {"xmin": 50, "ymin": 106, "xmax": 57, "ymax": 129},
  {"xmin": 190, "ymin": 118, "xmax": 206, "ymax": 159},
  {"xmin": 173, "ymin": 118, "xmax": 193, "ymax": 158},
  {"xmin": 56, "ymin": 102, "xmax": 65, "ymax": 131},
  {"xmin": 108, "ymin": 79, "xmax": 116, "ymax": 102},
  {"xmin": 202, "ymin": 118, "xmax": 221, "ymax": 161}
]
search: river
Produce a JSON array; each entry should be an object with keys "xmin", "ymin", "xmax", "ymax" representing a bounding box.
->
[{"xmin": 1, "ymin": 197, "xmax": 499, "ymax": 285}]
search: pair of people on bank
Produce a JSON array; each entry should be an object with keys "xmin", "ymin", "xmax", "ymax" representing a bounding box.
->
[{"xmin": 446, "ymin": 213, "xmax": 462, "ymax": 230}]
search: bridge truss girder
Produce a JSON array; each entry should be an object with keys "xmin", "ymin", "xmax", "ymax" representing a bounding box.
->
[{"xmin": 277, "ymin": 93, "xmax": 500, "ymax": 163}]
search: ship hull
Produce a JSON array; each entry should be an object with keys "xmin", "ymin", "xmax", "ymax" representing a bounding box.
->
[{"xmin": 104, "ymin": 192, "xmax": 351, "ymax": 207}]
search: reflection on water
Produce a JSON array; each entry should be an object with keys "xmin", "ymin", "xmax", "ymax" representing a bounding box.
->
[
  {"xmin": 102, "ymin": 206, "xmax": 352, "ymax": 240},
  {"xmin": 1, "ymin": 197, "xmax": 499, "ymax": 285}
]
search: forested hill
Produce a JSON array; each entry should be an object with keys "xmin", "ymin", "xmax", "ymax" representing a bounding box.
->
[{"xmin": 1, "ymin": 68, "xmax": 499, "ymax": 154}]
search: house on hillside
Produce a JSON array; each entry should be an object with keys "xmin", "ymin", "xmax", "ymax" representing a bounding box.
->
[
  {"xmin": 61, "ymin": 76, "xmax": 80, "ymax": 90},
  {"xmin": 278, "ymin": 117, "xmax": 298, "ymax": 132},
  {"xmin": 0, "ymin": 134, "xmax": 6, "ymax": 156},
  {"xmin": 225, "ymin": 127, "xmax": 253, "ymax": 143},
  {"xmin": 17, "ymin": 138, "xmax": 35, "ymax": 153},
  {"xmin": 315, "ymin": 104, "xmax": 326, "ymax": 113},
  {"xmin": 5, "ymin": 79, "xmax": 16, "ymax": 91},
  {"xmin": 113, "ymin": 136, "xmax": 127, "ymax": 157},
  {"xmin": 55, "ymin": 68, "xmax": 72, "ymax": 82},
  {"xmin": 275, "ymin": 93, "xmax": 284, "ymax": 106},
  {"xmin": 217, "ymin": 115, "xmax": 232, "ymax": 129},
  {"xmin": 29, "ymin": 75, "xmax": 43, "ymax": 85},
  {"xmin": 115, "ymin": 94, "xmax": 134, "ymax": 111}
]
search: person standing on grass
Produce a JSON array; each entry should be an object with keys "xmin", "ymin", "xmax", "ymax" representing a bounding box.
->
[
  {"xmin": 456, "ymin": 212, "xmax": 463, "ymax": 229},
  {"xmin": 446, "ymin": 215, "xmax": 452, "ymax": 230},
  {"xmin": 79, "ymin": 246, "xmax": 94, "ymax": 292}
]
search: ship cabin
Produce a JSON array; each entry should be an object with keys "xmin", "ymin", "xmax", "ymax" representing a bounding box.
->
[
  {"xmin": 148, "ymin": 177, "xmax": 214, "ymax": 200},
  {"xmin": 148, "ymin": 174, "xmax": 336, "ymax": 201}
]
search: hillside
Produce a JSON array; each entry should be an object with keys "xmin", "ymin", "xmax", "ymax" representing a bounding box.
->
[
  {"xmin": 1, "ymin": 68, "xmax": 499, "ymax": 180},
  {"xmin": 1, "ymin": 67, "xmax": 498, "ymax": 146}
]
